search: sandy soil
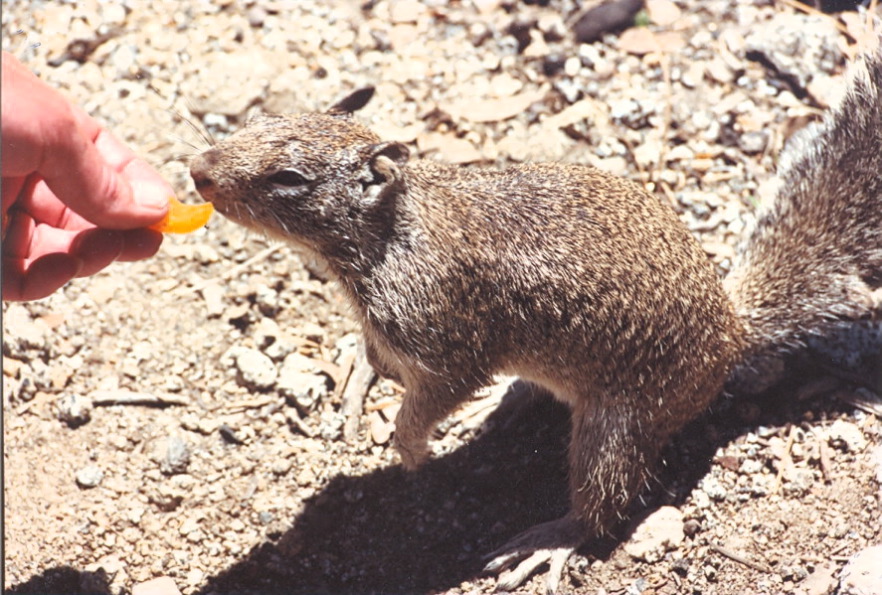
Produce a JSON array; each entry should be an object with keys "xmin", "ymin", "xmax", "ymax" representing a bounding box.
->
[{"xmin": 3, "ymin": 1, "xmax": 880, "ymax": 594}]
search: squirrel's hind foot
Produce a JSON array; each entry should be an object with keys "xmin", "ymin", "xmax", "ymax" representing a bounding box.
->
[{"xmin": 483, "ymin": 516, "xmax": 584, "ymax": 594}]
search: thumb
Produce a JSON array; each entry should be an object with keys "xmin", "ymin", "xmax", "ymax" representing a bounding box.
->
[{"xmin": 41, "ymin": 108, "xmax": 171, "ymax": 230}]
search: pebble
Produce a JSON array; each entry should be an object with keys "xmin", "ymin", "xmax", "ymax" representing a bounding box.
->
[
  {"xmin": 699, "ymin": 476, "xmax": 728, "ymax": 501},
  {"xmin": 839, "ymin": 546, "xmax": 882, "ymax": 595},
  {"xmin": 319, "ymin": 410, "xmax": 345, "ymax": 441},
  {"xmin": 743, "ymin": 13, "xmax": 842, "ymax": 91},
  {"xmin": 56, "ymin": 393, "xmax": 93, "ymax": 428},
  {"xmin": 226, "ymin": 347, "xmax": 278, "ymax": 390},
  {"xmin": 369, "ymin": 410, "xmax": 394, "ymax": 445},
  {"xmin": 160, "ymin": 435, "xmax": 191, "ymax": 476},
  {"xmin": 828, "ymin": 420, "xmax": 867, "ymax": 453},
  {"xmin": 623, "ymin": 506, "xmax": 685, "ymax": 563},
  {"xmin": 76, "ymin": 465, "xmax": 105, "ymax": 489},
  {"xmin": 4, "ymin": 304, "xmax": 49, "ymax": 354},
  {"xmin": 738, "ymin": 131, "xmax": 768, "ymax": 154},
  {"xmin": 132, "ymin": 576, "xmax": 183, "ymax": 595},
  {"xmin": 800, "ymin": 561, "xmax": 838, "ymax": 595},
  {"xmin": 277, "ymin": 353, "xmax": 329, "ymax": 412},
  {"xmin": 271, "ymin": 458, "xmax": 293, "ymax": 476}
]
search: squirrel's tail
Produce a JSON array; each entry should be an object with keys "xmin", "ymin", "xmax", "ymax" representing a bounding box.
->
[{"xmin": 725, "ymin": 38, "xmax": 882, "ymax": 395}]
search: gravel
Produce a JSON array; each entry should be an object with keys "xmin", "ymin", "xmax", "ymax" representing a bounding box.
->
[{"xmin": 3, "ymin": 1, "xmax": 880, "ymax": 594}]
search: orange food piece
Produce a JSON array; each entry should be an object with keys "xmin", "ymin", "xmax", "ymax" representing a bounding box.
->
[{"xmin": 148, "ymin": 196, "xmax": 214, "ymax": 234}]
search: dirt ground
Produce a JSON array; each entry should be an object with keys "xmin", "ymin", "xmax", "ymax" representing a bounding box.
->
[{"xmin": 3, "ymin": 1, "xmax": 881, "ymax": 594}]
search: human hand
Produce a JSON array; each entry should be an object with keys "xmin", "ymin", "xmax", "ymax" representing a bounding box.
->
[{"xmin": 2, "ymin": 51, "xmax": 172, "ymax": 301}]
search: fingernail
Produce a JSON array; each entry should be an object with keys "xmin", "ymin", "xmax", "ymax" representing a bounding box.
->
[{"xmin": 131, "ymin": 180, "xmax": 172, "ymax": 210}]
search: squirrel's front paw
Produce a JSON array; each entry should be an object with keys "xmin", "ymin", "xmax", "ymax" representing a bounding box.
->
[{"xmin": 393, "ymin": 432, "xmax": 429, "ymax": 470}]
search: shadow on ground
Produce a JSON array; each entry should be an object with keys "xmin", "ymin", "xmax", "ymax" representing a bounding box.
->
[{"xmin": 8, "ymin": 378, "xmax": 853, "ymax": 595}]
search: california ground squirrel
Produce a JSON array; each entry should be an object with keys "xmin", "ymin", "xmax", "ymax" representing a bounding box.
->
[{"xmin": 189, "ymin": 44, "xmax": 881, "ymax": 591}]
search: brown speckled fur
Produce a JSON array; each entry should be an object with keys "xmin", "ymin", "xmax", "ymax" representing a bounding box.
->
[
  {"xmin": 725, "ymin": 44, "xmax": 882, "ymax": 393},
  {"xmin": 189, "ymin": 43, "xmax": 881, "ymax": 589}
]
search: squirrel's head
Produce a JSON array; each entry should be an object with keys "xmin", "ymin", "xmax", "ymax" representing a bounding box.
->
[{"xmin": 190, "ymin": 87, "xmax": 410, "ymax": 259}]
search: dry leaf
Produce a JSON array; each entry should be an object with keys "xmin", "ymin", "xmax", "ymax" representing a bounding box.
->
[
  {"xmin": 541, "ymin": 97, "xmax": 609, "ymax": 131},
  {"xmin": 646, "ymin": 0, "xmax": 681, "ymax": 27},
  {"xmin": 445, "ymin": 85, "xmax": 548, "ymax": 123},
  {"xmin": 417, "ymin": 132, "xmax": 484, "ymax": 164},
  {"xmin": 618, "ymin": 28, "xmax": 685, "ymax": 55}
]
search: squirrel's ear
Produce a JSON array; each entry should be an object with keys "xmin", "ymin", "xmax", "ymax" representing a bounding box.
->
[
  {"xmin": 327, "ymin": 87, "xmax": 375, "ymax": 115},
  {"xmin": 368, "ymin": 141, "xmax": 409, "ymax": 185},
  {"xmin": 359, "ymin": 142, "xmax": 409, "ymax": 205},
  {"xmin": 370, "ymin": 142, "xmax": 409, "ymax": 169}
]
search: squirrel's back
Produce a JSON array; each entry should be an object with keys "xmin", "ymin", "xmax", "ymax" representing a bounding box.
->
[{"xmin": 725, "ymin": 43, "xmax": 882, "ymax": 394}]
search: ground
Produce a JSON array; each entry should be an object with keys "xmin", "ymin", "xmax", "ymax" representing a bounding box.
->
[{"xmin": 2, "ymin": 1, "xmax": 881, "ymax": 594}]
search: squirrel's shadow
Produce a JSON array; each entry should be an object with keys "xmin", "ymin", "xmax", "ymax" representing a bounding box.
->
[
  {"xmin": 5, "ymin": 380, "xmax": 858, "ymax": 595},
  {"xmin": 193, "ymin": 378, "xmax": 855, "ymax": 595}
]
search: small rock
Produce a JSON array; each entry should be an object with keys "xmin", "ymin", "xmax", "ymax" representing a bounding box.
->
[
  {"xmin": 707, "ymin": 58, "xmax": 734, "ymax": 84},
  {"xmin": 259, "ymin": 511, "xmax": 276, "ymax": 525},
  {"xmin": 839, "ymin": 546, "xmax": 882, "ymax": 595},
  {"xmin": 254, "ymin": 283, "xmax": 281, "ymax": 316},
  {"xmin": 160, "ymin": 435, "xmax": 191, "ymax": 476},
  {"xmin": 226, "ymin": 347, "xmax": 278, "ymax": 390},
  {"xmin": 179, "ymin": 515, "xmax": 200, "ymax": 536},
  {"xmin": 700, "ymin": 476, "xmax": 727, "ymax": 501},
  {"xmin": 271, "ymin": 458, "xmax": 293, "ymax": 476},
  {"xmin": 186, "ymin": 568, "xmax": 204, "ymax": 587},
  {"xmin": 76, "ymin": 465, "xmax": 105, "ymax": 489},
  {"xmin": 782, "ymin": 468, "xmax": 815, "ymax": 497},
  {"xmin": 647, "ymin": 0, "xmax": 681, "ymax": 26},
  {"xmin": 295, "ymin": 322, "xmax": 327, "ymax": 344},
  {"xmin": 4, "ymin": 303, "xmax": 49, "ymax": 353},
  {"xmin": 369, "ymin": 410, "xmax": 394, "ymax": 445},
  {"xmin": 623, "ymin": 506, "xmax": 685, "ymax": 562},
  {"xmin": 573, "ymin": 0, "xmax": 644, "ymax": 44},
  {"xmin": 254, "ymin": 318, "xmax": 282, "ymax": 351},
  {"xmin": 149, "ymin": 484, "xmax": 185, "ymax": 512},
  {"xmin": 738, "ymin": 131, "xmax": 768, "ymax": 154},
  {"xmin": 56, "ymin": 393, "xmax": 93, "ymax": 428},
  {"xmin": 219, "ymin": 423, "xmax": 245, "ymax": 445},
  {"xmin": 827, "ymin": 419, "xmax": 867, "ymax": 453},
  {"xmin": 246, "ymin": 5, "xmax": 267, "ymax": 28},
  {"xmin": 743, "ymin": 13, "xmax": 842, "ymax": 91},
  {"xmin": 319, "ymin": 409, "xmax": 345, "ymax": 441},
  {"xmin": 683, "ymin": 519, "xmax": 702, "ymax": 537},
  {"xmin": 390, "ymin": 0, "xmax": 426, "ymax": 24},
  {"xmin": 800, "ymin": 561, "xmax": 838, "ymax": 595},
  {"xmin": 277, "ymin": 353, "xmax": 329, "ymax": 412},
  {"xmin": 132, "ymin": 576, "xmax": 183, "ymax": 595}
]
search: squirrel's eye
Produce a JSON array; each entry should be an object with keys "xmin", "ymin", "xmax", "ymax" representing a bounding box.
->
[{"xmin": 268, "ymin": 169, "xmax": 311, "ymax": 187}]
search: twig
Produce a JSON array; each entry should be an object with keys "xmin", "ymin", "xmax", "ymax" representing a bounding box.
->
[
  {"xmin": 774, "ymin": 424, "xmax": 796, "ymax": 494},
  {"xmin": 709, "ymin": 544, "xmax": 773, "ymax": 573},
  {"xmin": 91, "ymin": 390, "xmax": 190, "ymax": 407},
  {"xmin": 223, "ymin": 396, "xmax": 277, "ymax": 412},
  {"xmin": 365, "ymin": 397, "xmax": 401, "ymax": 412},
  {"xmin": 341, "ymin": 342, "xmax": 377, "ymax": 442},
  {"xmin": 286, "ymin": 410, "xmax": 315, "ymax": 437},
  {"xmin": 818, "ymin": 437, "xmax": 833, "ymax": 483}
]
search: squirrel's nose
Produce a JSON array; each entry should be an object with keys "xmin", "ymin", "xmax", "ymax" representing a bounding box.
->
[{"xmin": 190, "ymin": 149, "xmax": 219, "ymax": 191}]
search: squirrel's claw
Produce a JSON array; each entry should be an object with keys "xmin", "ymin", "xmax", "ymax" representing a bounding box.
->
[{"xmin": 483, "ymin": 516, "xmax": 583, "ymax": 593}]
